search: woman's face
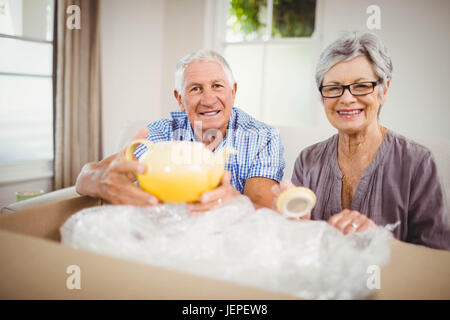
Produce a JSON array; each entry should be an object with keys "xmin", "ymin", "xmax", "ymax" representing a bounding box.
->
[{"xmin": 321, "ymin": 56, "xmax": 387, "ymax": 135}]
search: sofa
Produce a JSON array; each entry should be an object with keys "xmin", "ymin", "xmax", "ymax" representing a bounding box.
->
[{"xmin": 2, "ymin": 124, "xmax": 449, "ymax": 213}]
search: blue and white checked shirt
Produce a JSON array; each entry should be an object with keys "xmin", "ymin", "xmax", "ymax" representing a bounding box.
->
[{"xmin": 134, "ymin": 107, "xmax": 285, "ymax": 193}]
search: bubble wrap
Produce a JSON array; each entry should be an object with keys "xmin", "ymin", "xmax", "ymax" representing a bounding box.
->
[{"xmin": 60, "ymin": 195, "xmax": 391, "ymax": 299}]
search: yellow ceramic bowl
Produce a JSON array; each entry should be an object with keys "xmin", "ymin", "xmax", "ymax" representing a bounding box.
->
[
  {"xmin": 125, "ymin": 139, "xmax": 236, "ymax": 203},
  {"xmin": 276, "ymin": 186, "xmax": 316, "ymax": 219}
]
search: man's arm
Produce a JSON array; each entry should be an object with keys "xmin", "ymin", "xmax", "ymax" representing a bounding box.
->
[
  {"xmin": 243, "ymin": 176, "xmax": 279, "ymax": 209},
  {"xmin": 241, "ymin": 127, "xmax": 285, "ymax": 209}
]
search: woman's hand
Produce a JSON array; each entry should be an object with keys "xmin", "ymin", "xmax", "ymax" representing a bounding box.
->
[
  {"xmin": 328, "ymin": 209, "xmax": 376, "ymax": 234},
  {"xmin": 187, "ymin": 171, "xmax": 240, "ymax": 214},
  {"xmin": 271, "ymin": 180, "xmax": 311, "ymax": 220}
]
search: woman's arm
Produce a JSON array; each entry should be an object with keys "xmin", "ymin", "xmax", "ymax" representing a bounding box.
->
[{"xmin": 407, "ymin": 153, "xmax": 450, "ymax": 250}]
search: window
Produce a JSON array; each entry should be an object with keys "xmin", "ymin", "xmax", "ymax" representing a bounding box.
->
[
  {"xmin": 0, "ymin": 0, "xmax": 54, "ymax": 182},
  {"xmin": 220, "ymin": 0, "xmax": 317, "ymax": 127}
]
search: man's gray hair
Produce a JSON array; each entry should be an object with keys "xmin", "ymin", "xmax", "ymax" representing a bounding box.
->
[
  {"xmin": 174, "ymin": 49, "xmax": 236, "ymax": 94},
  {"xmin": 315, "ymin": 32, "xmax": 393, "ymax": 98}
]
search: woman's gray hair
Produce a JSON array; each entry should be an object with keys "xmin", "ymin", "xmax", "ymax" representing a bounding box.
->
[
  {"xmin": 174, "ymin": 49, "xmax": 236, "ymax": 94},
  {"xmin": 315, "ymin": 32, "xmax": 393, "ymax": 99}
]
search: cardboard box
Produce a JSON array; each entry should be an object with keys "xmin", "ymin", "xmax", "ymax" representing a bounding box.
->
[{"xmin": 1, "ymin": 196, "xmax": 450, "ymax": 300}]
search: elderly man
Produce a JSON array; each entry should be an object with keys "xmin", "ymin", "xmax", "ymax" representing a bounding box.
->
[{"xmin": 76, "ymin": 50, "xmax": 285, "ymax": 212}]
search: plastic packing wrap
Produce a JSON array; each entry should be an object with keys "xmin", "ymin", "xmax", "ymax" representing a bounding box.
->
[{"xmin": 60, "ymin": 195, "xmax": 392, "ymax": 299}]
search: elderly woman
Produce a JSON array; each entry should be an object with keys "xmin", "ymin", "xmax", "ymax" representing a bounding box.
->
[{"xmin": 284, "ymin": 32, "xmax": 450, "ymax": 250}]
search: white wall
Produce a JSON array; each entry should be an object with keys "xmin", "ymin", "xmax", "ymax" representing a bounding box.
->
[
  {"xmin": 313, "ymin": 0, "xmax": 450, "ymax": 142},
  {"xmin": 160, "ymin": 0, "xmax": 207, "ymax": 118},
  {"xmin": 100, "ymin": 0, "xmax": 165, "ymax": 157}
]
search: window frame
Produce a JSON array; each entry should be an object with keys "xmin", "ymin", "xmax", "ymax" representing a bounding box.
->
[
  {"xmin": 209, "ymin": 0, "xmax": 324, "ymax": 126},
  {"xmin": 0, "ymin": 0, "xmax": 55, "ymax": 185}
]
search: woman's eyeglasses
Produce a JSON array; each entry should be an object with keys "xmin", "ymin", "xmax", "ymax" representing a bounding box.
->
[{"xmin": 319, "ymin": 80, "xmax": 381, "ymax": 98}]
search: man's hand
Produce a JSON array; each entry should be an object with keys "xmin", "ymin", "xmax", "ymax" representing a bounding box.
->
[
  {"xmin": 98, "ymin": 154, "xmax": 161, "ymax": 206},
  {"xmin": 76, "ymin": 127, "xmax": 161, "ymax": 206},
  {"xmin": 76, "ymin": 152, "xmax": 160, "ymax": 206},
  {"xmin": 328, "ymin": 209, "xmax": 376, "ymax": 234},
  {"xmin": 187, "ymin": 171, "xmax": 240, "ymax": 214}
]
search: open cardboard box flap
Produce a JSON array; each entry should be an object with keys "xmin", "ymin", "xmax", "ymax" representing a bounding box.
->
[
  {"xmin": 0, "ymin": 196, "xmax": 99, "ymax": 242},
  {"xmin": 1, "ymin": 197, "xmax": 450, "ymax": 299}
]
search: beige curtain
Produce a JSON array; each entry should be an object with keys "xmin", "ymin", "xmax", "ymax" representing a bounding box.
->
[{"xmin": 54, "ymin": 0, "xmax": 102, "ymax": 189}]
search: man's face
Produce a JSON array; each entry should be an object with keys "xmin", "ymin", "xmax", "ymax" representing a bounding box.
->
[{"xmin": 174, "ymin": 61, "xmax": 236, "ymax": 142}]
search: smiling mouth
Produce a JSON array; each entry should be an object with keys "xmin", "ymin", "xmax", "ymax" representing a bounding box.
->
[
  {"xmin": 200, "ymin": 110, "xmax": 221, "ymax": 116},
  {"xmin": 337, "ymin": 109, "xmax": 363, "ymax": 117}
]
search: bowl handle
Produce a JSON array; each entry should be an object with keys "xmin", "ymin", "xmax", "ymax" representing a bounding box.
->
[{"xmin": 125, "ymin": 139, "xmax": 154, "ymax": 161}]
